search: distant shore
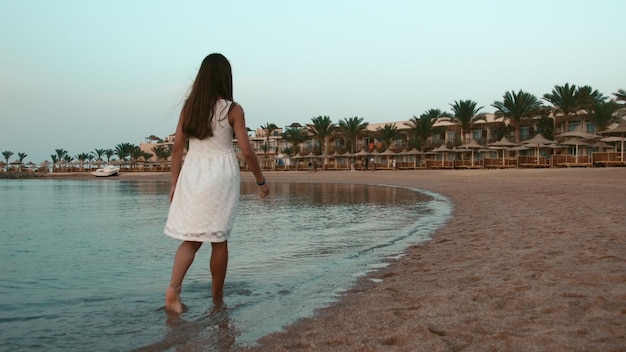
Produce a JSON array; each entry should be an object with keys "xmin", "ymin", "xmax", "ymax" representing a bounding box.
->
[
  {"xmin": 42, "ymin": 171, "xmax": 171, "ymax": 180},
  {"xmin": 19, "ymin": 168, "xmax": 626, "ymax": 350}
]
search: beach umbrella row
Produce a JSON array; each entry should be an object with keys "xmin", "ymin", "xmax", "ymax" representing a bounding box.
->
[{"xmin": 269, "ymin": 126, "xmax": 624, "ymax": 166}]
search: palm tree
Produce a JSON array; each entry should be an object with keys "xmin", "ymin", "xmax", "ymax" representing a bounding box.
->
[
  {"xmin": 130, "ymin": 145, "xmax": 143, "ymax": 161},
  {"xmin": 151, "ymin": 145, "xmax": 171, "ymax": 171},
  {"xmin": 587, "ymin": 100, "xmax": 622, "ymax": 132},
  {"xmin": 63, "ymin": 154, "xmax": 74, "ymax": 171},
  {"xmin": 141, "ymin": 151, "xmax": 153, "ymax": 161},
  {"xmin": 449, "ymin": 100, "xmax": 485, "ymax": 143},
  {"xmin": 260, "ymin": 143, "xmax": 270, "ymax": 159},
  {"xmin": 376, "ymin": 123, "xmax": 401, "ymax": 150},
  {"xmin": 50, "ymin": 154, "xmax": 58, "ymax": 171},
  {"xmin": 576, "ymin": 85, "xmax": 605, "ymax": 113},
  {"xmin": 87, "ymin": 154, "xmax": 95, "ymax": 170},
  {"xmin": 543, "ymin": 83, "xmax": 579, "ymax": 134},
  {"xmin": 75, "ymin": 153, "xmax": 90, "ymax": 171},
  {"xmin": 115, "ymin": 143, "xmax": 133, "ymax": 162},
  {"xmin": 55, "ymin": 148, "xmax": 68, "ymax": 160},
  {"xmin": 114, "ymin": 143, "xmax": 135, "ymax": 171},
  {"xmin": 404, "ymin": 109, "xmax": 447, "ymax": 152},
  {"xmin": 281, "ymin": 127, "xmax": 309, "ymax": 155},
  {"xmin": 152, "ymin": 145, "xmax": 172, "ymax": 161},
  {"xmin": 104, "ymin": 149, "xmax": 115, "ymax": 163},
  {"xmin": 260, "ymin": 123, "xmax": 279, "ymax": 159},
  {"xmin": 281, "ymin": 146, "xmax": 294, "ymax": 156},
  {"xmin": 307, "ymin": 116, "xmax": 335, "ymax": 156},
  {"xmin": 15, "ymin": 152, "xmax": 27, "ymax": 171},
  {"xmin": 534, "ymin": 114, "xmax": 555, "ymax": 140},
  {"xmin": 54, "ymin": 148, "xmax": 68, "ymax": 171},
  {"xmin": 2, "ymin": 150, "xmax": 13, "ymax": 171},
  {"xmin": 542, "ymin": 83, "xmax": 602, "ymax": 134},
  {"xmin": 492, "ymin": 90, "xmax": 544, "ymax": 143},
  {"xmin": 125, "ymin": 144, "xmax": 143, "ymax": 171},
  {"xmin": 91, "ymin": 148, "xmax": 106, "ymax": 162},
  {"xmin": 337, "ymin": 116, "xmax": 369, "ymax": 153},
  {"xmin": 612, "ymin": 89, "xmax": 626, "ymax": 118}
]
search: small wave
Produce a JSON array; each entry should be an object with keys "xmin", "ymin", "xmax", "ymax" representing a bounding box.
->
[{"xmin": 0, "ymin": 314, "xmax": 61, "ymax": 323}]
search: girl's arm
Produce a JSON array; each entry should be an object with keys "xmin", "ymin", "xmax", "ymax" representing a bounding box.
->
[
  {"xmin": 229, "ymin": 103, "xmax": 269, "ymax": 198},
  {"xmin": 169, "ymin": 113, "xmax": 186, "ymax": 202}
]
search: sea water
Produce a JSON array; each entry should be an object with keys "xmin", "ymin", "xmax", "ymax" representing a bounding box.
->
[{"xmin": 0, "ymin": 179, "xmax": 451, "ymax": 351}]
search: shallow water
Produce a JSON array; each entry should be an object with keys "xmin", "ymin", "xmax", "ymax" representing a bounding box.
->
[{"xmin": 0, "ymin": 179, "xmax": 451, "ymax": 351}]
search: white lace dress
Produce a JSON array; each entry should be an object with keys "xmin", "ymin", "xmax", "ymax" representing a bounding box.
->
[{"xmin": 164, "ymin": 99, "xmax": 240, "ymax": 242}]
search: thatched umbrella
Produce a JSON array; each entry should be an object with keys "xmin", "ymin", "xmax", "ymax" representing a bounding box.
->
[
  {"xmin": 558, "ymin": 126, "xmax": 601, "ymax": 163},
  {"xmin": 599, "ymin": 122, "xmax": 626, "ymax": 163},
  {"xmin": 378, "ymin": 148, "xmax": 397, "ymax": 168},
  {"xmin": 558, "ymin": 126, "xmax": 600, "ymax": 140},
  {"xmin": 489, "ymin": 136, "xmax": 518, "ymax": 147},
  {"xmin": 592, "ymin": 141, "xmax": 615, "ymax": 151},
  {"xmin": 26, "ymin": 161, "xmax": 36, "ymax": 171},
  {"xmin": 489, "ymin": 136, "xmax": 519, "ymax": 165},
  {"xmin": 521, "ymin": 134, "xmax": 555, "ymax": 164},
  {"xmin": 431, "ymin": 144, "xmax": 454, "ymax": 167},
  {"xmin": 601, "ymin": 136, "xmax": 626, "ymax": 153},
  {"xmin": 399, "ymin": 148, "xmax": 423, "ymax": 168},
  {"xmin": 456, "ymin": 139, "xmax": 484, "ymax": 166},
  {"xmin": 560, "ymin": 137, "xmax": 590, "ymax": 163},
  {"xmin": 10, "ymin": 160, "xmax": 23, "ymax": 171}
]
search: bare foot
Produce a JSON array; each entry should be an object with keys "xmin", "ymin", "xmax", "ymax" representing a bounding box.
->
[{"xmin": 165, "ymin": 286, "xmax": 184, "ymax": 313}]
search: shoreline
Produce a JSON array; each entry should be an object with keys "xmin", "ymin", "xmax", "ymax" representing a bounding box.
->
[
  {"xmin": 32, "ymin": 169, "xmax": 626, "ymax": 350},
  {"xmin": 241, "ymin": 169, "xmax": 626, "ymax": 351}
]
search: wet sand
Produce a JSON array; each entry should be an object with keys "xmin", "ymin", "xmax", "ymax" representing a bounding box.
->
[
  {"xmin": 239, "ymin": 168, "xmax": 626, "ymax": 351},
  {"xmin": 48, "ymin": 168, "xmax": 626, "ymax": 350}
]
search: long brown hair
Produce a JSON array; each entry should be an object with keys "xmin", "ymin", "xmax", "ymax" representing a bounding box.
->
[{"xmin": 181, "ymin": 53, "xmax": 233, "ymax": 139}]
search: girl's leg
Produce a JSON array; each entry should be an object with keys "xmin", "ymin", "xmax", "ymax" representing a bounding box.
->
[
  {"xmin": 165, "ymin": 241, "xmax": 203, "ymax": 313},
  {"xmin": 210, "ymin": 241, "xmax": 228, "ymax": 297}
]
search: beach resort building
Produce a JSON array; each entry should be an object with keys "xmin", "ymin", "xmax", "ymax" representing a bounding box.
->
[{"xmin": 135, "ymin": 112, "xmax": 624, "ymax": 171}]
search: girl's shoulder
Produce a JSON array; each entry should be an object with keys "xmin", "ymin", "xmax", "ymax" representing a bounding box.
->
[
  {"xmin": 227, "ymin": 101, "xmax": 245, "ymax": 127},
  {"xmin": 228, "ymin": 101, "xmax": 244, "ymax": 114}
]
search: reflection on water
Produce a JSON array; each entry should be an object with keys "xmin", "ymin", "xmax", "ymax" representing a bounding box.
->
[
  {"xmin": 243, "ymin": 181, "xmax": 434, "ymax": 208},
  {"xmin": 134, "ymin": 298, "xmax": 236, "ymax": 352},
  {"xmin": 0, "ymin": 179, "xmax": 451, "ymax": 351}
]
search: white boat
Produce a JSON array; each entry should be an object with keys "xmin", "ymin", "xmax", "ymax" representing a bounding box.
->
[{"xmin": 91, "ymin": 165, "xmax": 120, "ymax": 177}]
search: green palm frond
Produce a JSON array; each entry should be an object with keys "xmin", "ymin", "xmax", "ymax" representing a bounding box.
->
[
  {"xmin": 337, "ymin": 116, "xmax": 368, "ymax": 153},
  {"xmin": 307, "ymin": 116, "xmax": 335, "ymax": 155},
  {"xmin": 450, "ymin": 100, "xmax": 484, "ymax": 142},
  {"xmin": 492, "ymin": 90, "xmax": 543, "ymax": 143}
]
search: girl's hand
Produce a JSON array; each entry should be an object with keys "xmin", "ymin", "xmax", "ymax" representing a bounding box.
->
[{"xmin": 259, "ymin": 183, "xmax": 269, "ymax": 198}]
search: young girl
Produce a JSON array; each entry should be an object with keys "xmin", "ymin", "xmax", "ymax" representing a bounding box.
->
[{"xmin": 164, "ymin": 53, "xmax": 269, "ymax": 313}]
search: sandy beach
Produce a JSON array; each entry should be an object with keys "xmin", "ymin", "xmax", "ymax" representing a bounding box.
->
[
  {"xmin": 235, "ymin": 168, "xmax": 625, "ymax": 352},
  {"xmin": 49, "ymin": 168, "xmax": 626, "ymax": 350}
]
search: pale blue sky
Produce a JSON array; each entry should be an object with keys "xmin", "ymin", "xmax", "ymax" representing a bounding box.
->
[{"xmin": 1, "ymin": 0, "xmax": 625, "ymax": 163}]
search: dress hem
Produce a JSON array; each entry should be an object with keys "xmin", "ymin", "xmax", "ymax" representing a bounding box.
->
[{"xmin": 164, "ymin": 231, "xmax": 230, "ymax": 243}]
